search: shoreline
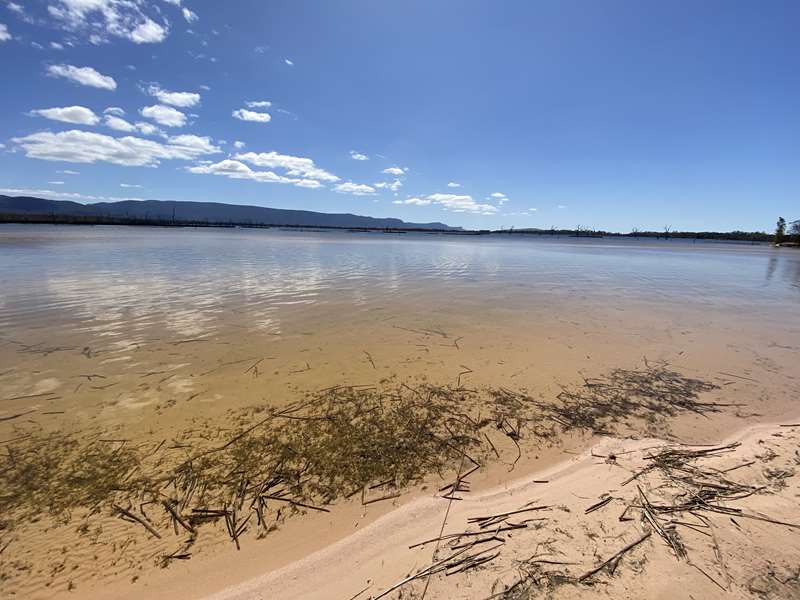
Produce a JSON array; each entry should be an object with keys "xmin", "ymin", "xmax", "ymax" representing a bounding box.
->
[
  {"xmin": 66, "ymin": 412, "xmax": 800, "ymax": 600},
  {"xmin": 199, "ymin": 418, "xmax": 800, "ymax": 600}
]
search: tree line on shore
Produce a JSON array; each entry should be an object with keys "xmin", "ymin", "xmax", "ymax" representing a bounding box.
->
[{"xmin": 774, "ymin": 217, "xmax": 800, "ymax": 245}]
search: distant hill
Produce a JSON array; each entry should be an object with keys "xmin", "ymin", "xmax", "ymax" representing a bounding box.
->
[{"xmin": 0, "ymin": 196, "xmax": 459, "ymax": 231}]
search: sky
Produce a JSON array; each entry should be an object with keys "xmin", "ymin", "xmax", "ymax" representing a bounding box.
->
[{"xmin": 0, "ymin": 1, "xmax": 798, "ymax": 232}]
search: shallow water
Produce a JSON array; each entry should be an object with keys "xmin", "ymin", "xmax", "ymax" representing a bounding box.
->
[
  {"xmin": 1, "ymin": 225, "xmax": 797, "ymax": 339},
  {"xmin": 1, "ymin": 224, "xmax": 798, "ymax": 436}
]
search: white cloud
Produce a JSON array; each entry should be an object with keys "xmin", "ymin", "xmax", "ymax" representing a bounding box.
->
[
  {"xmin": 350, "ymin": 150, "xmax": 369, "ymax": 161},
  {"xmin": 447, "ymin": 182, "xmax": 461, "ymax": 188},
  {"xmin": 502, "ymin": 208, "xmax": 538, "ymax": 216},
  {"xmin": 12, "ymin": 129, "xmax": 220, "ymax": 167},
  {"xmin": 232, "ymin": 108, "xmax": 271, "ymax": 123},
  {"xmin": 557, "ymin": 204, "xmax": 567, "ymax": 209},
  {"xmin": 334, "ymin": 182, "xmax": 376, "ymax": 196},
  {"xmin": 129, "ymin": 19, "xmax": 167, "ymax": 43},
  {"xmin": 103, "ymin": 106, "xmax": 125, "ymax": 116},
  {"xmin": 233, "ymin": 140, "xmax": 246, "ymax": 149},
  {"xmin": 182, "ymin": 7, "xmax": 198, "ymax": 23},
  {"xmin": 0, "ymin": 23, "xmax": 10, "ymax": 42},
  {"xmin": 47, "ymin": 1, "xmax": 168, "ymax": 45},
  {"xmin": 47, "ymin": 64, "xmax": 117, "ymax": 90},
  {"xmin": 284, "ymin": 58, "xmax": 294, "ymax": 66},
  {"xmin": 7, "ymin": 3, "xmax": 23, "ymax": 16},
  {"xmin": 29, "ymin": 105, "xmax": 100, "ymax": 125},
  {"xmin": 188, "ymin": 159, "xmax": 324, "ymax": 189},
  {"xmin": 50, "ymin": 42, "xmax": 64, "ymax": 50},
  {"xmin": 48, "ymin": 181, "xmax": 65, "ymax": 185},
  {"xmin": 134, "ymin": 121, "xmax": 163, "ymax": 136},
  {"xmin": 382, "ymin": 166, "xmax": 407, "ymax": 176},
  {"xmin": 140, "ymin": 104, "xmax": 187, "ymax": 127},
  {"xmin": 120, "ymin": 183, "xmax": 141, "ymax": 188},
  {"xmin": 235, "ymin": 151, "xmax": 339, "ymax": 182},
  {"xmin": 374, "ymin": 179, "xmax": 402, "ymax": 192},
  {"xmin": 57, "ymin": 170, "xmax": 80, "ymax": 175},
  {"xmin": 393, "ymin": 197, "xmax": 431, "ymax": 206},
  {"xmin": 397, "ymin": 193, "xmax": 498, "ymax": 215},
  {"xmin": 245, "ymin": 100, "xmax": 271, "ymax": 109},
  {"xmin": 490, "ymin": 192, "xmax": 509, "ymax": 206},
  {"xmin": 104, "ymin": 114, "xmax": 136, "ymax": 132},
  {"xmin": 147, "ymin": 84, "xmax": 200, "ymax": 108}
]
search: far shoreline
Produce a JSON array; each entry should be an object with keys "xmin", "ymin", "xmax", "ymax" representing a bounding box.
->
[{"xmin": 0, "ymin": 216, "xmax": 784, "ymax": 246}]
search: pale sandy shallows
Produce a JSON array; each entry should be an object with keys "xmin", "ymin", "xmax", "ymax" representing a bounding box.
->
[{"xmin": 202, "ymin": 421, "xmax": 800, "ymax": 600}]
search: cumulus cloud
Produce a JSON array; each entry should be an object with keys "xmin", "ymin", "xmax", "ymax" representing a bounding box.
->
[
  {"xmin": 12, "ymin": 129, "xmax": 220, "ymax": 167},
  {"xmin": 134, "ymin": 121, "xmax": 163, "ymax": 136},
  {"xmin": 447, "ymin": 182, "xmax": 461, "ymax": 188},
  {"xmin": 187, "ymin": 159, "xmax": 324, "ymax": 189},
  {"xmin": 57, "ymin": 170, "xmax": 80, "ymax": 175},
  {"xmin": 350, "ymin": 150, "xmax": 369, "ymax": 161},
  {"xmin": 119, "ymin": 183, "xmax": 141, "ymax": 188},
  {"xmin": 490, "ymin": 192, "xmax": 509, "ymax": 205},
  {"xmin": 104, "ymin": 114, "xmax": 136, "ymax": 132},
  {"xmin": 395, "ymin": 193, "xmax": 498, "ymax": 215},
  {"xmin": 49, "ymin": 181, "xmax": 65, "ymax": 185},
  {"xmin": 182, "ymin": 7, "xmax": 198, "ymax": 23},
  {"xmin": 47, "ymin": 64, "xmax": 117, "ymax": 90},
  {"xmin": 104, "ymin": 106, "xmax": 125, "ymax": 116},
  {"xmin": 382, "ymin": 166, "xmax": 407, "ymax": 176},
  {"xmin": 502, "ymin": 208, "xmax": 538, "ymax": 216},
  {"xmin": 334, "ymin": 182, "xmax": 376, "ymax": 196},
  {"xmin": 147, "ymin": 84, "xmax": 200, "ymax": 108},
  {"xmin": 374, "ymin": 179, "xmax": 402, "ymax": 192},
  {"xmin": 284, "ymin": 58, "xmax": 294, "ymax": 66},
  {"xmin": 232, "ymin": 108, "xmax": 271, "ymax": 123},
  {"xmin": 47, "ymin": 0, "xmax": 168, "ymax": 45},
  {"xmin": 50, "ymin": 41, "xmax": 64, "ymax": 50},
  {"xmin": 7, "ymin": 3, "xmax": 23, "ymax": 16},
  {"xmin": 245, "ymin": 100, "xmax": 271, "ymax": 109},
  {"xmin": 0, "ymin": 23, "xmax": 10, "ymax": 42},
  {"xmin": 392, "ymin": 197, "xmax": 431, "ymax": 206},
  {"xmin": 29, "ymin": 105, "xmax": 100, "ymax": 125},
  {"xmin": 235, "ymin": 151, "xmax": 339, "ymax": 182},
  {"xmin": 233, "ymin": 140, "xmax": 246, "ymax": 149},
  {"xmin": 140, "ymin": 104, "xmax": 187, "ymax": 127}
]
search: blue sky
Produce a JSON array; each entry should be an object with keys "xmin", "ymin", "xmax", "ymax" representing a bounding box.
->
[{"xmin": 0, "ymin": 1, "xmax": 798, "ymax": 231}]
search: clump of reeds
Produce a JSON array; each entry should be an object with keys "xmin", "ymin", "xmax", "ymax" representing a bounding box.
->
[{"xmin": 0, "ymin": 364, "xmax": 725, "ymax": 556}]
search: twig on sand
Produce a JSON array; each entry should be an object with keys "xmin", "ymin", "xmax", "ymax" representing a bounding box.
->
[
  {"xmin": 112, "ymin": 504, "xmax": 161, "ymax": 539},
  {"xmin": 578, "ymin": 531, "xmax": 651, "ymax": 582}
]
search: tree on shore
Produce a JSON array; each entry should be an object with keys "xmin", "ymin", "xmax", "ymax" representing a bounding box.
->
[
  {"xmin": 775, "ymin": 217, "xmax": 786, "ymax": 244},
  {"xmin": 790, "ymin": 219, "xmax": 800, "ymax": 242}
]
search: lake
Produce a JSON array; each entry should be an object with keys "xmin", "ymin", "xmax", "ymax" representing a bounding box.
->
[{"xmin": 1, "ymin": 224, "xmax": 798, "ymax": 434}]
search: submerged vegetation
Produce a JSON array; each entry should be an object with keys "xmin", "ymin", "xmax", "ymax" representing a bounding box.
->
[{"xmin": 0, "ymin": 364, "xmax": 723, "ymax": 556}]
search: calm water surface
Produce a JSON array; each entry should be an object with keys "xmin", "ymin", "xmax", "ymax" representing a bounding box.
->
[{"xmin": 1, "ymin": 225, "xmax": 798, "ymax": 340}]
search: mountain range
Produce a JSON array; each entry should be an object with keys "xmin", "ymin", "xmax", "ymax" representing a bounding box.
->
[{"xmin": 0, "ymin": 195, "xmax": 458, "ymax": 231}]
